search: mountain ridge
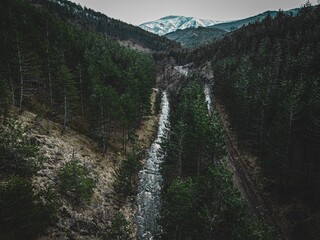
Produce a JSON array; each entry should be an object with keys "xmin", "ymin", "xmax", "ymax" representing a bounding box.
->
[
  {"xmin": 210, "ymin": 8, "xmax": 299, "ymax": 32},
  {"xmin": 140, "ymin": 8, "xmax": 299, "ymax": 37},
  {"xmin": 139, "ymin": 15, "xmax": 223, "ymax": 36}
]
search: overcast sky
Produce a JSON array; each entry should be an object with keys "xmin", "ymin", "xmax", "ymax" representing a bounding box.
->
[{"xmin": 71, "ymin": 0, "xmax": 318, "ymax": 25}]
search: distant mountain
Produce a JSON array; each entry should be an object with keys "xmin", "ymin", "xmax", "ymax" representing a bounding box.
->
[
  {"xmin": 139, "ymin": 16, "xmax": 223, "ymax": 36},
  {"xmin": 210, "ymin": 8, "xmax": 299, "ymax": 32},
  {"xmin": 165, "ymin": 27, "xmax": 227, "ymax": 48},
  {"xmin": 161, "ymin": 8, "xmax": 300, "ymax": 48}
]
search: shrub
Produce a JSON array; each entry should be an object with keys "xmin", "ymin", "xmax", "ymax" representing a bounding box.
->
[
  {"xmin": 58, "ymin": 154, "xmax": 96, "ymax": 204},
  {"xmin": 113, "ymin": 150, "xmax": 142, "ymax": 197},
  {"xmin": 108, "ymin": 212, "xmax": 132, "ymax": 240},
  {"xmin": 0, "ymin": 119, "xmax": 43, "ymax": 177},
  {"xmin": 0, "ymin": 176, "xmax": 58, "ymax": 239}
]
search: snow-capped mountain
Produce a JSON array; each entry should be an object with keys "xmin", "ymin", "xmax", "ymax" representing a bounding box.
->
[{"xmin": 139, "ymin": 16, "xmax": 223, "ymax": 36}]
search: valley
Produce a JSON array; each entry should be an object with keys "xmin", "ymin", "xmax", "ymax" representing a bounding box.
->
[{"xmin": 0, "ymin": 0, "xmax": 320, "ymax": 239}]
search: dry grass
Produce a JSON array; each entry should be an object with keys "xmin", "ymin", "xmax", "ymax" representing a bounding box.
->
[{"xmin": 6, "ymin": 89, "xmax": 159, "ymax": 239}]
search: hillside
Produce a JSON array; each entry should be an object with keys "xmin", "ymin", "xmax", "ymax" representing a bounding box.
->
[
  {"xmin": 0, "ymin": 0, "xmax": 163, "ymax": 238},
  {"xmin": 0, "ymin": 92, "xmax": 159, "ymax": 239},
  {"xmin": 210, "ymin": 8, "xmax": 299, "ymax": 32},
  {"xmin": 1, "ymin": 0, "xmax": 320, "ymax": 239},
  {"xmin": 28, "ymin": 0, "xmax": 180, "ymax": 52},
  {"xmin": 143, "ymin": 8, "xmax": 298, "ymax": 49},
  {"xmin": 185, "ymin": 4, "xmax": 320, "ymax": 239},
  {"xmin": 165, "ymin": 27, "xmax": 227, "ymax": 48}
]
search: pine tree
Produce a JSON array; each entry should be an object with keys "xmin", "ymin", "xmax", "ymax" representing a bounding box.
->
[{"xmin": 55, "ymin": 64, "xmax": 78, "ymax": 130}]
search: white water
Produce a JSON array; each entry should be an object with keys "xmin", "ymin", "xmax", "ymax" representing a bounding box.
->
[
  {"xmin": 204, "ymin": 84, "xmax": 213, "ymax": 116},
  {"xmin": 135, "ymin": 92, "xmax": 170, "ymax": 240},
  {"xmin": 174, "ymin": 65, "xmax": 189, "ymax": 77}
]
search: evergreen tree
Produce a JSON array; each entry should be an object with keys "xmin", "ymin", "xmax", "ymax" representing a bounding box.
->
[{"xmin": 55, "ymin": 64, "xmax": 78, "ymax": 130}]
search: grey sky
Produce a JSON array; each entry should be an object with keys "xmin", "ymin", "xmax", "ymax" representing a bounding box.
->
[{"xmin": 71, "ymin": 0, "xmax": 318, "ymax": 25}]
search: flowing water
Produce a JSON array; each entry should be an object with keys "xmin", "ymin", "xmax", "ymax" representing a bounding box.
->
[
  {"xmin": 204, "ymin": 83, "xmax": 213, "ymax": 116},
  {"xmin": 135, "ymin": 91, "xmax": 170, "ymax": 240}
]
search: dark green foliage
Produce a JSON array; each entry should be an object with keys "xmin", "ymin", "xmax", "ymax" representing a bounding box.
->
[
  {"xmin": 0, "ymin": 118, "xmax": 57, "ymax": 239},
  {"xmin": 0, "ymin": 176, "xmax": 57, "ymax": 239},
  {"xmin": 177, "ymin": 5, "xmax": 320, "ymax": 238},
  {"xmin": 163, "ymin": 79, "xmax": 226, "ymax": 177},
  {"xmin": 58, "ymin": 154, "xmax": 95, "ymax": 204},
  {"xmin": 30, "ymin": 0, "xmax": 180, "ymax": 52},
  {"xmin": 107, "ymin": 212, "xmax": 132, "ymax": 240},
  {"xmin": 114, "ymin": 150, "xmax": 143, "ymax": 197},
  {"xmin": 181, "ymin": 4, "xmax": 320, "ymax": 208},
  {"xmin": 55, "ymin": 64, "xmax": 79, "ymax": 129},
  {"xmin": 161, "ymin": 177, "xmax": 196, "ymax": 238},
  {"xmin": 160, "ymin": 163, "xmax": 271, "ymax": 240},
  {"xmin": 234, "ymin": 217, "xmax": 273, "ymax": 240},
  {"xmin": 165, "ymin": 27, "xmax": 226, "ymax": 48},
  {"xmin": 0, "ymin": 119, "xmax": 43, "ymax": 177},
  {"xmin": 160, "ymin": 79, "xmax": 270, "ymax": 239},
  {"xmin": 202, "ymin": 4, "xmax": 320, "ymax": 202},
  {"xmin": 0, "ymin": 0, "xmax": 156, "ymax": 152}
]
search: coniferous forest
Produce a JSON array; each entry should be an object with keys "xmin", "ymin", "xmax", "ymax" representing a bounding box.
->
[
  {"xmin": 159, "ymin": 79, "xmax": 271, "ymax": 239},
  {"xmin": 0, "ymin": 0, "xmax": 320, "ymax": 239},
  {"xmin": 0, "ymin": 0, "xmax": 157, "ymax": 238},
  {"xmin": 185, "ymin": 3, "xmax": 320, "ymax": 239},
  {"xmin": 0, "ymin": 0, "xmax": 156, "ymax": 146}
]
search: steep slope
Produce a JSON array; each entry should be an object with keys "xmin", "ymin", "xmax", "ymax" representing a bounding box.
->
[
  {"xmin": 139, "ymin": 15, "xmax": 223, "ymax": 36},
  {"xmin": 0, "ymin": 1, "xmax": 162, "ymax": 238},
  {"xmin": 165, "ymin": 27, "xmax": 227, "ymax": 48},
  {"xmin": 188, "ymin": 4, "xmax": 320, "ymax": 239},
  {"xmin": 28, "ymin": 0, "xmax": 180, "ymax": 52},
  {"xmin": 5, "ymin": 91, "xmax": 159, "ymax": 239}
]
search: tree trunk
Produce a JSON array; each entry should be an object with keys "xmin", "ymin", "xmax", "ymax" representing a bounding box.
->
[
  {"xmin": 259, "ymin": 107, "xmax": 265, "ymax": 162},
  {"xmin": 79, "ymin": 66, "xmax": 84, "ymax": 118},
  {"xmin": 178, "ymin": 154, "xmax": 182, "ymax": 176},
  {"xmin": 17, "ymin": 41, "xmax": 23, "ymax": 110},
  {"xmin": 283, "ymin": 109, "xmax": 294, "ymax": 194},
  {"xmin": 63, "ymin": 87, "xmax": 67, "ymax": 129},
  {"xmin": 47, "ymin": 54, "xmax": 53, "ymax": 106},
  {"xmin": 100, "ymin": 94, "xmax": 106, "ymax": 154},
  {"xmin": 197, "ymin": 146, "xmax": 202, "ymax": 176},
  {"xmin": 8, "ymin": 63, "xmax": 15, "ymax": 106},
  {"xmin": 46, "ymin": 21, "xmax": 53, "ymax": 106}
]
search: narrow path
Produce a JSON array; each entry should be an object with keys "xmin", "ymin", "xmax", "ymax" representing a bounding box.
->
[
  {"xmin": 203, "ymin": 81, "xmax": 284, "ymax": 239},
  {"xmin": 214, "ymin": 100, "xmax": 285, "ymax": 240},
  {"xmin": 135, "ymin": 92, "xmax": 170, "ymax": 240}
]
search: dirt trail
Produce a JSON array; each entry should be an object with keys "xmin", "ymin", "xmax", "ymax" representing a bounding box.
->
[{"xmin": 214, "ymin": 101, "xmax": 286, "ymax": 240}]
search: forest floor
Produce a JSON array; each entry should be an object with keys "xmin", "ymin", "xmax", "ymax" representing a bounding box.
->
[{"xmin": 9, "ymin": 89, "xmax": 159, "ymax": 239}]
